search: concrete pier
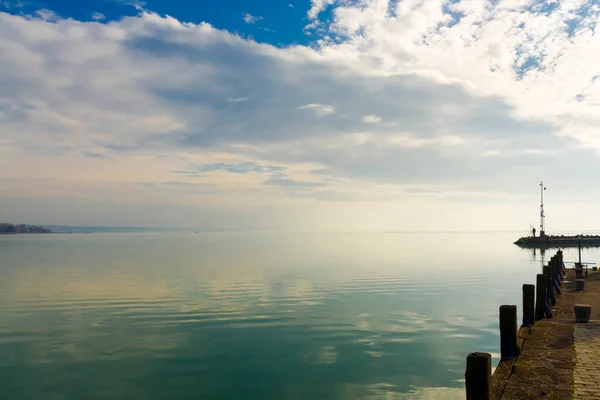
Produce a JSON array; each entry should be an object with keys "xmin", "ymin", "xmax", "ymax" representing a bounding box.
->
[
  {"xmin": 466, "ymin": 250, "xmax": 600, "ymax": 399},
  {"xmin": 498, "ymin": 267, "xmax": 600, "ymax": 398},
  {"xmin": 498, "ymin": 269, "xmax": 575, "ymax": 399},
  {"xmin": 515, "ymin": 234, "xmax": 600, "ymax": 248}
]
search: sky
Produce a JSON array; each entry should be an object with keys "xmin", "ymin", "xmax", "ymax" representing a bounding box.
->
[{"xmin": 0, "ymin": 0, "xmax": 599, "ymax": 231}]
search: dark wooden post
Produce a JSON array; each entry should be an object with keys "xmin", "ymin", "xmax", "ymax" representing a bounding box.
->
[
  {"xmin": 552, "ymin": 257, "xmax": 562, "ymax": 286},
  {"xmin": 552, "ymin": 259, "xmax": 562, "ymax": 295},
  {"xmin": 553, "ymin": 276, "xmax": 562, "ymax": 295},
  {"xmin": 557, "ymin": 260, "xmax": 564, "ymax": 280},
  {"xmin": 465, "ymin": 352, "xmax": 491, "ymax": 400},
  {"xmin": 536, "ymin": 274, "xmax": 552, "ymax": 320},
  {"xmin": 500, "ymin": 305, "xmax": 518, "ymax": 360},
  {"xmin": 544, "ymin": 275, "xmax": 553, "ymax": 319},
  {"xmin": 557, "ymin": 250, "xmax": 565, "ymax": 274},
  {"xmin": 543, "ymin": 264, "xmax": 556, "ymax": 306},
  {"xmin": 556, "ymin": 250, "xmax": 564, "ymax": 275},
  {"xmin": 523, "ymin": 284, "xmax": 535, "ymax": 326}
]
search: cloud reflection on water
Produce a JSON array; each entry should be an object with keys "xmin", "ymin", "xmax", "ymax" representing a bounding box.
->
[{"xmin": 0, "ymin": 232, "xmax": 548, "ymax": 398}]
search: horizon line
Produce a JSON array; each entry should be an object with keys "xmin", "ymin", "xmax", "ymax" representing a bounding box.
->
[{"xmin": 24, "ymin": 225, "xmax": 600, "ymax": 234}]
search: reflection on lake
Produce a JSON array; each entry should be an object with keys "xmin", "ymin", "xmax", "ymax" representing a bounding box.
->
[{"xmin": 0, "ymin": 232, "xmax": 592, "ymax": 399}]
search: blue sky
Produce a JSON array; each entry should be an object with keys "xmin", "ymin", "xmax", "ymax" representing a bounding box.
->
[
  {"xmin": 0, "ymin": 0, "xmax": 599, "ymax": 230},
  {"xmin": 0, "ymin": 0, "xmax": 323, "ymax": 45}
]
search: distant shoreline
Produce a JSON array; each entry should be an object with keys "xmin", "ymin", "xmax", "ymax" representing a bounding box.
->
[
  {"xmin": 0, "ymin": 223, "xmax": 53, "ymax": 234},
  {"xmin": 0, "ymin": 232, "xmax": 53, "ymax": 235},
  {"xmin": 0, "ymin": 232, "xmax": 94, "ymax": 235}
]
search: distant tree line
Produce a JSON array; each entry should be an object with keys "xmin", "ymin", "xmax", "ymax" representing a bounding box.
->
[{"xmin": 0, "ymin": 223, "xmax": 52, "ymax": 234}]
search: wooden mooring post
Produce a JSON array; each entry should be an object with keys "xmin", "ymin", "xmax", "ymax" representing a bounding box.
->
[
  {"xmin": 500, "ymin": 305, "xmax": 518, "ymax": 360},
  {"xmin": 543, "ymin": 264, "xmax": 556, "ymax": 306},
  {"xmin": 535, "ymin": 273, "xmax": 552, "ymax": 320},
  {"xmin": 551, "ymin": 259, "xmax": 562, "ymax": 295},
  {"xmin": 522, "ymin": 284, "xmax": 535, "ymax": 326},
  {"xmin": 465, "ymin": 352, "xmax": 491, "ymax": 400},
  {"xmin": 552, "ymin": 256, "xmax": 563, "ymax": 285},
  {"xmin": 557, "ymin": 250, "xmax": 565, "ymax": 274}
]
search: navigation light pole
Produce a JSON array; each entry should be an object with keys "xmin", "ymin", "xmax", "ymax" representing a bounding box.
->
[{"xmin": 540, "ymin": 182, "xmax": 546, "ymax": 237}]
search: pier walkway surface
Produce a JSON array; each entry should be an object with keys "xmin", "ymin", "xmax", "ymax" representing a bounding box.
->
[
  {"xmin": 572, "ymin": 272, "xmax": 600, "ymax": 399},
  {"xmin": 574, "ymin": 324, "xmax": 600, "ymax": 398},
  {"xmin": 499, "ymin": 271, "xmax": 600, "ymax": 399}
]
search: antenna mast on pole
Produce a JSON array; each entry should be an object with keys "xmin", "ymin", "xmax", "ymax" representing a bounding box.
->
[{"xmin": 540, "ymin": 182, "xmax": 546, "ymax": 237}]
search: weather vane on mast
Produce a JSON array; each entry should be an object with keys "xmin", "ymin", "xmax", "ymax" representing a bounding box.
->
[{"xmin": 540, "ymin": 181, "xmax": 546, "ymax": 237}]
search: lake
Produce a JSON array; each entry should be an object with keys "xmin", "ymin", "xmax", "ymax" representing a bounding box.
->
[{"xmin": 0, "ymin": 232, "xmax": 592, "ymax": 399}]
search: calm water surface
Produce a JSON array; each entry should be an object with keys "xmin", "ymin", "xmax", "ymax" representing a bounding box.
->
[{"xmin": 0, "ymin": 232, "xmax": 594, "ymax": 399}]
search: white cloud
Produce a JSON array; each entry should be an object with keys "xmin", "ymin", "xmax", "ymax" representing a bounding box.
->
[
  {"xmin": 92, "ymin": 12, "xmax": 106, "ymax": 21},
  {"xmin": 361, "ymin": 114, "xmax": 382, "ymax": 123},
  {"xmin": 34, "ymin": 8, "xmax": 59, "ymax": 21},
  {"xmin": 313, "ymin": 0, "xmax": 600, "ymax": 146},
  {"xmin": 308, "ymin": 0, "xmax": 336, "ymax": 20},
  {"xmin": 119, "ymin": 0, "xmax": 146, "ymax": 11},
  {"xmin": 0, "ymin": 4, "xmax": 600, "ymax": 230},
  {"xmin": 298, "ymin": 103, "xmax": 336, "ymax": 117},
  {"xmin": 243, "ymin": 13, "xmax": 263, "ymax": 24}
]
